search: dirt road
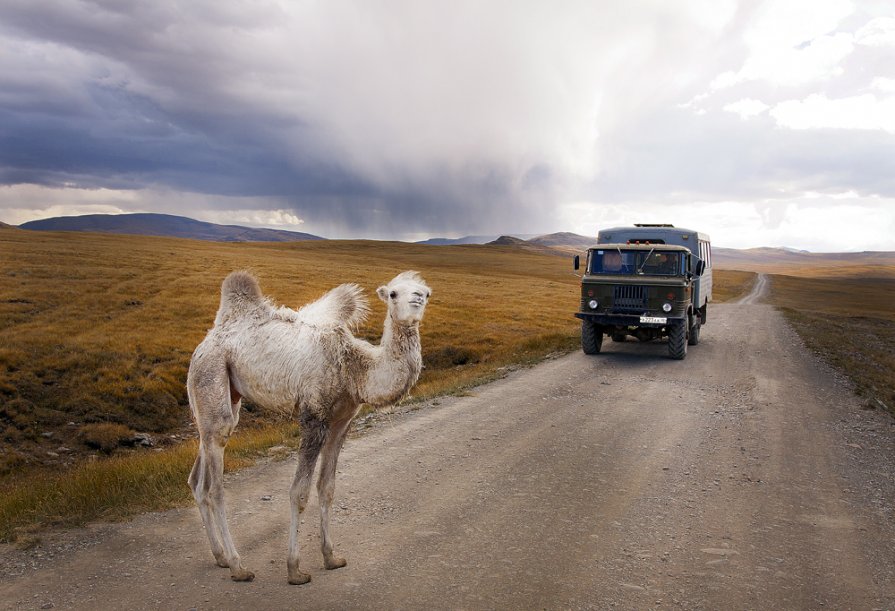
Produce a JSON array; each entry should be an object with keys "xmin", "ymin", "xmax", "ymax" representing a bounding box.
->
[{"xmin": 2, "ymin": 282, "xmax": 894, "ymax": 610}]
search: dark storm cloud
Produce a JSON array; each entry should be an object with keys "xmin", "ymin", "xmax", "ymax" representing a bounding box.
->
[
  {"xmin": 0, "ymin": 0, "xmax": 568, "ymax": 235},
  {"xmin": 0, "ymin": 0, "xmax": 583, "ymax": 236}
]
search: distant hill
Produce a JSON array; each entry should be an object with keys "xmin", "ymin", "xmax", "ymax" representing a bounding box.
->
[
  {"xmin": 0, "ymin": 220, "xmax": 14, "ymax": 229},
  {"xmin": 417, "ymin": 233, "xmax": 545, "ymax": 246},
  {"xmin": 714, "ymin": 247, "xmax": 895, "ymax": 275},
  {"xmin": 18, "ymin": 213, "xmax": 325, "ymax": 242},
  {"xmin": 527, "ymin": 232, "xmax": 596, "ymax": 249},
  {"xmin": 488, "ymin": 235, "xmax": 527, "ymax": 246},
  {"xmin": 483, "ymin": 232, "xmax": 594, "ymax": 256},
  {"xmin": 416, "ymin": 235, "xmax": 500, "ymax": 246},
  {"xmin": 476, "ymin": 234, "xmax": 895, "ymax": 269}
]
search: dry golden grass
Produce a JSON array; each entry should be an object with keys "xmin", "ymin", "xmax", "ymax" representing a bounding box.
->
[
  {"xmin": 715, "ymin": 250, "xmax": 895, "ymax": 278},
  {"xmin": 0, "ymin": 424, "xmax": 299, "ymax": 543},
  {"xmin": 0, "ymin": 231, "xmax": 585, "ymax": 472},
  {"xmin": 712, "ymin": 270, "xmax": 756, "ymax": 302},
  {"xmin": 0, "ymin": 227, "xmax": 755, "ymax": 540},
  {"xmin": 768, "ymin": 271, "xmax": 895, "ymax": 416}
]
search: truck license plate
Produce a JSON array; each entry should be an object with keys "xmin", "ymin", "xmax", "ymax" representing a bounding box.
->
[{"xmin": 640, "ymin": 316, "xmax": 667, "ymax": 324}]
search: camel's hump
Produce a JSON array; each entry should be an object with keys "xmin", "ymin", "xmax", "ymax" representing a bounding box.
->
[
  {"xmin": 298, "ymin": 283, "xmax": 370, "ymax": 329},
  {"xmin": 219, "ymin": 271, "xmax": 264, "ymax": 314}
]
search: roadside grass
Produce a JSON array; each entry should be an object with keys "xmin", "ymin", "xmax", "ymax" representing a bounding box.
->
[
  {"xmin": 768, "ymin": 273, "xmax": 895, "ymax": 417},
  {"xmin": 0, "ymin": 424, "xmax": 300, "ymax": 543},
  {"xmin": 0, "ymin": 227, "xmax": 753, "ymax": 542},
  {"xmin": 711, "ymin": 269, "xmax": 755, "ymax": 302}
]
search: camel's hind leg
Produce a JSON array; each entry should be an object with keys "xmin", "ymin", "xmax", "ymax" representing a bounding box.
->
[
  {"xmin": 187, "ymin": 354, "xmax": 254, "ymax": 582},
  {"xmin": 287, "ymin": 412, "xmax": 326, "ymax": 585},
  {"xmin": 188, "ymin": 446, "xmax": 227, "ymax": 567},
  {"xmin": 318, "ymin": 411, "xmax": 354, "ymax": 570}
]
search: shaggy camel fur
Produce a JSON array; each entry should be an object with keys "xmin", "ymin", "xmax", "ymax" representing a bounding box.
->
[{"xmin": 187, "ymin": 270, "xmax": 430, "ymax": 584}]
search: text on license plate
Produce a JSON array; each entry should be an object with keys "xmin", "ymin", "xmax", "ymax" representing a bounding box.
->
[{"xmin": 639, "ymin": 316, "xmax": 667, "ymax": 324}]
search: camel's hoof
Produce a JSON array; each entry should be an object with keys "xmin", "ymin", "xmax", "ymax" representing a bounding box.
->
[
  {"xmin": 288, "ymin": 571, "xmax": 312, "ymax": 585},
  {"xmin": 230, "ymin": 568, "xmax": 255, "ymax": 582},
  {"xmin": 215, "ymin": 558, "xmax": 229, "ymax": 569},
  {"xmin": 324, "ymin": 555, "xmax": 347, "ymax": 570}
]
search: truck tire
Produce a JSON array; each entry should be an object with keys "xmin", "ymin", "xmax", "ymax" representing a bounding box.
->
[
  {"xmin": 668, "ymin": 322, "xmax": 688, "ymax": 360},
  {"xmin": 581, "ymin": 320, "xmax": 603, "ymax": 355},
  {"xmin": 688, "ymin": 317, "xmax": 701, "ymax": 346}
]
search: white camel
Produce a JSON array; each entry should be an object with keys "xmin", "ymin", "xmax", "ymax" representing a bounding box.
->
[{"xmin": 187, "ymin": 270, "xmax": 430, "ymax": 584}]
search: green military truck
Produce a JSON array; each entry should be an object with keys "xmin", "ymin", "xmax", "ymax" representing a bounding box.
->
[{"xmin": 573, "ymin": 224, "xmax": 712, "ymax": 360}]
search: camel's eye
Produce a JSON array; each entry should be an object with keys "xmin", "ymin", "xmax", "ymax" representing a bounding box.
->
[{"xmin": 389, "ymin": 291, "xmax": 397, "ymax": 299}]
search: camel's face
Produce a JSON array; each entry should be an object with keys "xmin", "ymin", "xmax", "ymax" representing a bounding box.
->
[{"xmin": 377, "ymin": 271, "xmax": 430, "ymax": 324}]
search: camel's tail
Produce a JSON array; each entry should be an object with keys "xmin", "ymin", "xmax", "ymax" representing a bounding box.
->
[{"xmin": 217, "ymin": 270, "xmax": 265, "ymax": 321}]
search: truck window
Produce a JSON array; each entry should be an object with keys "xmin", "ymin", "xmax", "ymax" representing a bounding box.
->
[{"xmin": 590, "ymin": 250, "xmax": 682, "ymax": 276}]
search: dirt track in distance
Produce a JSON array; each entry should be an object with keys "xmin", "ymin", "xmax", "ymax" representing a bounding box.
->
[{"xmin": 2, "ymin": 279, "xmax": 894, "ymax": 609}]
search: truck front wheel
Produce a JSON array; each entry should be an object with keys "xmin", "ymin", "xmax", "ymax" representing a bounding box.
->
[
  {"xmin": 581, "ymin": 320, "xmax": 603, "ymax": 355},
  {"xmin": 668, "ymin": 322, "xmax": 688, "ymax": 360}
]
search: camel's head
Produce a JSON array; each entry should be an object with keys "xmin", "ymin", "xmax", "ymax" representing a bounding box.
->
[{"xmin": 377, "ymin": 271, "xmax": 431, "ymax": 325}]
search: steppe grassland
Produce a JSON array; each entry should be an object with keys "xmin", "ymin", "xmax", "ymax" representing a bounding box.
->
[
  {"xmin": 768, "ymin": 271, "xmax": 895, "ymax": 416},
  {"xmin": 0, "ymin": 230, "xmax": 580, "ymax": 460},
  {"xmin": 0, "ymin": 227, "xmax": 752, "ymax": 540},
  {"xmin": 710, "ymin": 269, "xmax": 755, "ymax": 302}
]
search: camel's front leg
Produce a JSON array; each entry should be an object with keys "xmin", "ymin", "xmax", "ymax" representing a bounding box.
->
[
  {"xmin": 318, "ymin": 417, "xmax": 352, "ymax": 570},
  {"xmin": 287, "ymin": 416, "xmax": 326, "ymax": 585}
]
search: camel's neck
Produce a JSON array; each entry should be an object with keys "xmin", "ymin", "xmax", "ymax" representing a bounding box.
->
[{"xmin": 360, "ymin": 314, "xmax": 423, "ymax": 407}]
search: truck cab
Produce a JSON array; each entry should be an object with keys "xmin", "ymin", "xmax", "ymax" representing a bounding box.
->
[{"xmin": 573, "ymin": 225, "xmax": 711, "ymax": 359}]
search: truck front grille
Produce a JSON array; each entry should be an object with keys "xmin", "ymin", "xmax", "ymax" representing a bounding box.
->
[{"xmin": 612, "ymin": 285, "xmax": 648, "ymax": 312}]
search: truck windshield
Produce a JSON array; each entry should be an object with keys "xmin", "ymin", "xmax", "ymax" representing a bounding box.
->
[{"xmin": 590, "ymin": 250, "xmax": 682, "ymax": 276}]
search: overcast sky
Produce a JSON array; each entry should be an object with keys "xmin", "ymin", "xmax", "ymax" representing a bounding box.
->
[{"xmin": 1, "ymin": 1, "xmax": 893, "ymax": 251}]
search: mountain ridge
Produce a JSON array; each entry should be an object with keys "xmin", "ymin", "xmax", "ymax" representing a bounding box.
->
[{"xmin": 18, "ymin": 213, "xmax": 324, "ymax": 242}]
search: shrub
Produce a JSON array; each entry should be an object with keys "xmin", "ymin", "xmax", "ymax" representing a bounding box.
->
[
  {"xmin": 78, "ymin": 423, "xmax": 136, "ymax": 453},
  {"xmin": 423, "ymin": 345, "xmax": 481, "ymax": 369}
]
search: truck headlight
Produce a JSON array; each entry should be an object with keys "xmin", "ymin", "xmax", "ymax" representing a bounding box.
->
[
  {"xmin": 588, "ymin": 299, "xmax": 599, "ymax": 309},
  {"xmin": 662, "ymin": 302, "xmax": 672, "ymax": 312}
]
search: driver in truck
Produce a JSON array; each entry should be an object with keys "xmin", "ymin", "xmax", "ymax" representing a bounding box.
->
[{"xmin": 603, "ymin": 250, "xmax": 622, "ymax": 272}]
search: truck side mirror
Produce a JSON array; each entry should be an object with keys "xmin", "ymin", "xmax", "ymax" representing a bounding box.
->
[
  {"xmin": 695, "ymin": 259, "xmax": 705, "ymax": 276},
  {"xmin": 573, "ymin": 255, "xmax": 580, "ymax": 271}
]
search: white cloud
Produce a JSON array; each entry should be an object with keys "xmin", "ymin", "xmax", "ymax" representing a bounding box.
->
[
  {"xmin": 871, "ymin": 77, "xmax": 895, "ymax": 93},
  {"xmin": 723, "ymin": 98, "xmax": 770, "ymax": 119},
  {"xmin": 558, "ymin": 194, "xmax": 895, "ymax": 252},
  {"xmin": 0, "ymin": 184, "xmax": 310, "ymax": 230},
  {"xmin": 770, "ymin": 92, "xmax": 895, "ymax": 133},
  {"xmin": 742, "ymin": 0, "xmax": 854, "ymax": 48},
  {"xmin": 712, "ymin": 32, "xmax": 854, "ymax": 89},
  {"xmin": 199, "ymin": 209, "xmax": 305, "ymax": 228},
  {"xmin": 708, "ymin": 0, "xmax": 856, "ymax": 90},
  {"xmin": 855, "ymin": 16, "xmax": 895, "ymax": 46},
  {"xmin": 0, "ymin": 185, "xmax": 131, "ymax": 224}
]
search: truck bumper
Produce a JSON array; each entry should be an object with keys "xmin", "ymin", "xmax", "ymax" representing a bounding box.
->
[{"xmin": 574, "ymin": 312, "xmax": 687, "ymax": 328}]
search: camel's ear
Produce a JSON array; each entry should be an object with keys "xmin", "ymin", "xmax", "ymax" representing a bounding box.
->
[{"xmin": 377, "ymin": 286, "xmax": 389, "ymax": 303}]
